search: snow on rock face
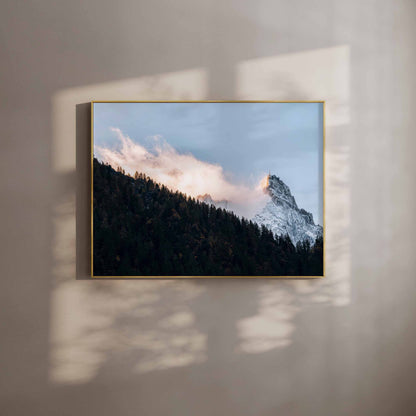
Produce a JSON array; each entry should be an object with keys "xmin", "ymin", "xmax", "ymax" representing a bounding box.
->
[{"xmin": 253, "ymin": 175, "xmax": 322, "ymax": 245}]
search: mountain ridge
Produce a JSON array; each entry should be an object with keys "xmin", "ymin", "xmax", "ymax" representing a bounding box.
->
[
  {"xmin": 253, "ymin": 174, "xmax": 323, "ymax": 245},
  {"xmin": 196, "ymin": 193, "xmax": 229, "ymax": 210}
]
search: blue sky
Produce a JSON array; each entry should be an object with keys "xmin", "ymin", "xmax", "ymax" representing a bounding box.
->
[{"xmin": 94, "ymin": 102, "xmax": 323, "ymax": 224}]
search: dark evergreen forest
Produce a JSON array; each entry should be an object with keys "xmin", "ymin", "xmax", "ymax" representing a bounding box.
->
[{"xmin": 93, "ymin": 159, "xmax": 323, "ymax": 276}]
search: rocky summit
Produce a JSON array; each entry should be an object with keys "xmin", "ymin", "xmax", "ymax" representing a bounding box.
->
[{"xmin": 253, "ymin": 175, "xmax": 323, "ymax": 245}]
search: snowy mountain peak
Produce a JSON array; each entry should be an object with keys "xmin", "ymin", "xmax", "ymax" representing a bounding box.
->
[
  {"xmin": 254, "ymin": 174, "xmax": 322, "ymax": 245},
  {"xmin": 266, "ymin": 174, "xmax": 298, "ymax": 210}
]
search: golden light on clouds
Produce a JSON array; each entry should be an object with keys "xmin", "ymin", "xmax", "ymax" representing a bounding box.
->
[
  {"xmin": 259, "ymin": 174, "xmax": 270, "ymax": 191},
  {"xmin": 96, "ymin": 128, "xmax": 269, "ymax": 218}
]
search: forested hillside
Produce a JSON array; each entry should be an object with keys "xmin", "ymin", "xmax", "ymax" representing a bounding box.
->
[{"xmin": 93, "ymin": 159, "xmax": 323, "ymax": 276}]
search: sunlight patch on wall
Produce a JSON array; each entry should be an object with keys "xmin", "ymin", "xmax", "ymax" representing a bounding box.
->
[
  {"xmin": 50, "ymin": 277, "xmax": 206, "ymax": 384},
  {"xmin": 50, "ymin": 69, "xmax": 208, "ymax": 384},
  {"xmin": 235, "ymin": 46, "xmax": 351, "ymax": 353},
  {"xmin": 52, "ymin": 68, "xmax": 208, "ymax": 173},
  {"xmin": 237, "ymin": 284, "xmax": 299, "ymax": 353},
  {"xmin": 236, "ymin": 45, "xmax": 350, "ymax": 126}
]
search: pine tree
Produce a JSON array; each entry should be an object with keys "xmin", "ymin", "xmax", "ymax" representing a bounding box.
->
[{"xmin": 93, "ymin": 159, "xmax": 323, "ymax": 276}]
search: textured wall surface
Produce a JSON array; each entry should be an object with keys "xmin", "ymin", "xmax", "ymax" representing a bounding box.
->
[{"xmin": 1, "ymin": 1, "xmax": 416, "ymax": 415}]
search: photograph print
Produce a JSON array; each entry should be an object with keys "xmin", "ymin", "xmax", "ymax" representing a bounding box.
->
[{"xmin": 92, "ymin": 101, "xmax": 324, "ymax": 277}]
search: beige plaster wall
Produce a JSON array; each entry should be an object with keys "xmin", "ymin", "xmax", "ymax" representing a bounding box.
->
[{"xmin": 1, "ymin": 1, "xmax": 415, "ymax": 415}]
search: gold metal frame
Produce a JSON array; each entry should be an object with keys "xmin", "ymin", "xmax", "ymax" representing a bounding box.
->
[{"xmin": 91, "ymin": 101, "xmax": 325, "ymax": 279}]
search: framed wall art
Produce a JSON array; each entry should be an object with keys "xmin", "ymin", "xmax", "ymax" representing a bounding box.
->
[{"xmin": 91, "ymin": 101, "xmax": 324, "ymax": 278}]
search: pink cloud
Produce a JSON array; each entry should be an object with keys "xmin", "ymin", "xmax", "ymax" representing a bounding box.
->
[{"xmin": 95, "ymin": 128, "xmax": 268, "ymax": 218}]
